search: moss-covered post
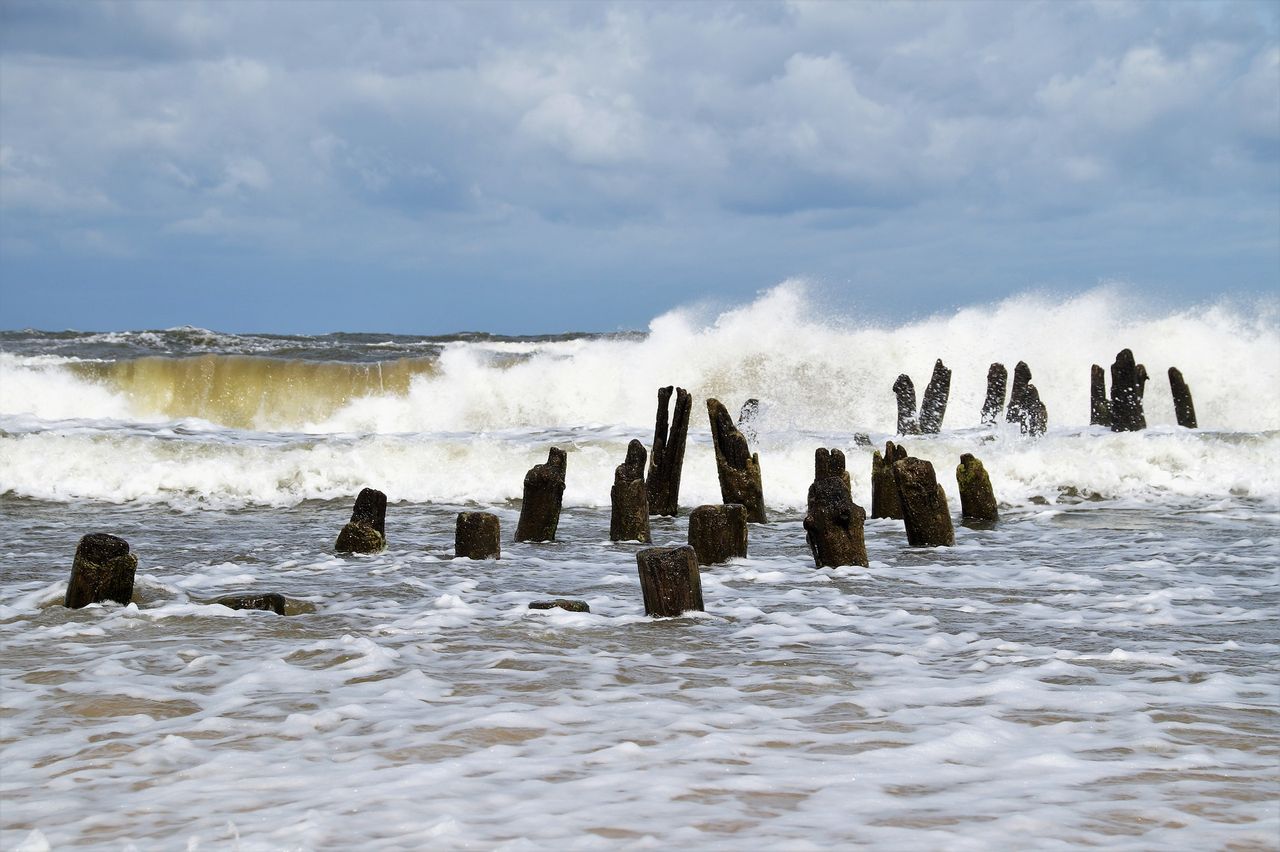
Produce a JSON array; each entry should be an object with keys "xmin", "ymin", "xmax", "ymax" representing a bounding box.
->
[
  {"xmin": 707, "ymin": 398, "xmax": 766, "ymax": 523},
  {"xmin": 456, "ymin": 512, "xmax": 501, "ymax": 559},
  {"xmin": 65, "ymin": 533, "xmax": 137, "ymax": 609},
  {"xmin": 515, "ymin": 447, "xmax": 567, "ymax": 542},
  {"xmin": 893, "ymin": 457, "xmax": 955, "ymax": 547},
  {"xmin": 804, "ymin": 449, "xmax": 868, "ymax": 568},
  {"xmin": 687, "ymin": 504, "xmax": 748, "ymax": 565},
  {"xmin": 646, "ymin": 386, "xmax": 691, "ymax": 516},
  {"xmin": 336, "ymin": 488, "xmax": 387, "ymax": 553},
  {"xmin": 610, "ymin": 439, "xmax": 651, "ymax": 542},
  {"xmin": 871, "ymin": 440, "xmax": 908, "ymax": 519},
  {"xmin": 636, "ymin": 545, "xmax": 704, "ymax": 617},
  {"xmin": 956, "ymin": 453, "xmax": 998, "ymax": 522}
]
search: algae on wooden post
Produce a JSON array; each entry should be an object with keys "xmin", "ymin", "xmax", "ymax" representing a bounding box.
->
[
  {"xmin": 956, "ymin": 453, "xmax": 998, "ymax": 522},
  {"xmin": 610, "ymin": 439, "xmax": 651, "ymax": 543},
  {"xmin": 706, "ymin": 398, "xmax": 766, "ymax": 523},
  {"xmin": 804, "ymin": 449, "xmax": 868, "ymax": 568},
  {"xmin": 515, "ymin": 448, "xmax": 567, "ymax": 542},
  {"xmin": 65, "ymin": 533, "xmax": 138, "ymax": 609},
  {"xmin": 893, "ymin": 457, "xmax": 955, "ymax": 547}
]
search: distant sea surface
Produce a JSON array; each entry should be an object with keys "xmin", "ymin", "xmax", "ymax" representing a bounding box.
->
[{"xmin": 2, "ymin": 286, "xmax": 1277, "ymax": 849}]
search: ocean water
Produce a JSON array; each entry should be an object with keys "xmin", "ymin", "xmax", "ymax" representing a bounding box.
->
[{"xmin": 1, "ymin": 284, "xmax": 1277, "ymax": 850}]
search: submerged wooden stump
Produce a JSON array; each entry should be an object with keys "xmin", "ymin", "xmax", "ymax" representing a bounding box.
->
[
  {"xmin": 871, "ymin": 441, "xmax": 908, "ymax": 519},
  {"xmin": 215, "ymin": 593, "xmax": 286, "ymax": 615},
  {"xmin": 981, "ymin": 363, "xmax": 1007, "ymax": 425},
  {"xmin": 65, "ymin": 533, "xmax": 137, "ymax": 609},
  {"xmin": 918, "ymin": 359, "xmax": 952, "ymax": 434},
  {"xmin": 456, "ymin": 511, "xmax": 501, "ymax": 559},
  {"xmin": 893, "ymin": 374, "xmax": 919, "ymax": 435},
  {"xmin": 1090, "ymin": 364, "xmax": 1112, "ymax": 427},
  {"xmin": 956, "ymin": 453, "xmax": 998, "ymax": 522},
  {"xmin": 804, "ymin": 450, "xmax": 868, "ymax": 568},
  {"xmin": 1169, "ymin": 367, "xmax": 1197, "ymax": 429},
  {"xmin": 1109, "ymin": 349, "xmax": 1148, "ymax": 432},
  {"xmin": 515, "ymin": 447, "xmax": 567, "ymax": 542},
  {"xmin": 528, "ymin": 599, "xmax": 590, "ymax": 613},
  {"xmin": 646, "ymin": 386, "xmax": 691, "ymax": 516},
  {"xmin": 707, "ymin": 398, "xmax": 766, "ymax": 523},
  {"xmin": 610, "ymin": 439, "xmax": 652, "ymax": 543},
  {"xmin": 893, "ymin": 457, "xmax": 955, "ymax": 547},
  {"xmin": 335, "ymin": 487, "xmax": 387, "ymax": 553},
  {"xmin": 687, "ymin": 504, "xmax": 748, "ymax": 565},
  {"xmin": 636, "ymin": 545, "xmax": 704, "ymax": 617}
]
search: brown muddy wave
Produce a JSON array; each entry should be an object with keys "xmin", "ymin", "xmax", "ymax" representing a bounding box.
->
[{"xmin": 69, "ymin": 354, "xmax": 438, "ymax": 429}]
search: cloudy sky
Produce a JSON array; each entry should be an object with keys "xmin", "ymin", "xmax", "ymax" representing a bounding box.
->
[{"xmin": 1, "ymin": 0, "xmax": 1276, "ymax": 334}]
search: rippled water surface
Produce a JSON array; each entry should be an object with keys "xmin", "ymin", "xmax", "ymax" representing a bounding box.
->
[{"xmin": 3, "ymin": 496, "xmax": 1276, "ymax": 851}]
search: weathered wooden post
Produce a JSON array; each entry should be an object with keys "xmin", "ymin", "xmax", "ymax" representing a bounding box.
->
[
  {"xmin": 804, "ymin": 450, "xmax": 868, "ymax": 568},
  {"xmin": 918, "ymin": 359, "xmax": 952, "ymax": 434},
  {"xmin": 65, "ymin": 533, "xmax": 138, "ymax": 609},
  {"xmin": 1109, "ymin": 348, "xmax": 1148, "ymax": 432},
  {"xmin": 1006, "ymin": 361, "xmax": 1032, "ymax": 426},
  {"xmin": 738, "ymin": 398, "xmax": 761, "ymax": 442},
  {"xmin": 456, "ymin": 512, "xmax": 501, "ymax": 559},
  {"xmin": 528, "ymin": 599, "xmax": 590, "ymax": 613},
  {"xmin": 1169, "ymin": 367, "xmax": 1197, "ymax": 429},
  {"xmin": 871, "ymin": 441, "xmax": 908, "ymax": 519},
  {"xmin": 956, "ymin": 453, "xmax": 998, "ymax": 522},
  {"xmin": 981, "ymin": 363, "xmax": 1007, "ymax": 425},
  {"xmin": 687, "ymin": 504, "xmax": 748, "ymax": 565},
  {"xmin": 1022, "ymin": 384, "xmax": 1048, "ymax": 436},
  {"xmin": 215, "ymin": 593, "xmax": 286, "ymax": 615},
  {"xmin": 636, "ymin": 545, "xmax": 704, "ymax": 617},
  {"xmin": 515, "ymin": 448, "xmax": 567, "ymax": 542},
  {"xmin": 646, "ymin": 386, "xmax": 691, "ymax": 516},
  {"xmin": 335, "ymin": 487, "xmax": 387, "ymax": 553},
  {"xmin": 707, "ymin": 398, "xmax": 766, "ymax": 523},
  {"xmin": 1090, "ymin": 364, "xmax": 1111, "ymax": 427},
  {"xmin": 610, "ymin": 439, "xmax": 651, "ymax": 543},
  {"xmin": 893, "ymin": 457, "xmax": 955, "ymax": 547},
  {"xmin": 893, "ymin": 374, "xmax": 919, "ymax": 435}
]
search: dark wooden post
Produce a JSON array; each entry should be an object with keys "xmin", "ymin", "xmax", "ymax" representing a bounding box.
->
[
  {"xmin": 893, "ymin": 457, "xmax": 955, "ymax": 547},
  {"xmin": 1090, "ymin": 364, "xmax": 1112, "ymax": 427},
  {"xmin": 893, "ymin": 374, "xmax": 919, "ymax": 435},
  {"xmin": 1006, "ymin": 361, "xmax": 1032, "ymax": 425},
  {"xmin": 610, "ymin": 440, "xmax": 652, "ymax": 542},
  {"xmin": 871, "ymin": 441, "xmax": 908, "ymax": 519},
  {"xmin": 981, "ymin": 363, "xmax": 1007, "ymax": 425},
  {"xmin": 1109, "ymin": 348, "xmax": 1148, "ymax": 431},
  {"xmin": 804, "ymin": 450, "xmax": 868, "ymax": 568},
  {"xmin": 687, "ymin": 504, "xmax": 748, "ymax": 565},
  {"xmin": 956, "ymin": 453, "xmax": 998, "ymax": 522},
  {"xmin": 918, "ymin": 359, "xmax": 952, "ymax": 434},
  {"xmin": 646, "ymin": 386, "xmax": 691, "ymax": 516},
  {"xmin": 456, "ymin": 512, "xmax": 501, "ymax": 559},
  {"xmin": 636, "ymin": 545, "xmax": 704, "ymax": 617},
  {"xmin": 215, "ymin": 593, "xmax": 286, "ymax": 615},
  {"xmin": 1169, "ymin": 367, "xmax": 1197, "ymax": 429},
  {"xmin": 336, "ymin": 488, "xmax": 387, "ymax": 553},
  {"xmin": 515, "ymin": 447, "xmax": 567, "ymax": 542},
  {"xmin": 65, "ymin": 533, "xmax": 137, "ymax": 609},
  {"xmin": 707, "ymin": 398, "xmax": 766, "ymax": 523},
  {"xmin": 738, "ymin": 398, "xmax": 761, "ymax": 442},
  {"xmin": 1022, "ymin": 384, "xmax": 1048, "ymax": 436}
]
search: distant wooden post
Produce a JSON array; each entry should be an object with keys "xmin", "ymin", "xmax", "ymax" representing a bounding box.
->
[
  {"xmin": 336, "ymin": 488, "xmax": 387, "ymax": 553},
  {"xmin": 610, "ymin": 440, "xmax": 652, "ymax": 542},
  {"xmin": 956, "ymin": 453, "xmax": 998, "ymax": 522},
  {"xmin": 65, "ymin": 533, "xmax": 137, "ymax": 609},
  {"xmin": 893, "ymin": 457, "xmax": 955, "ymax": 547},
  {"xmin": 1090, "ymin": 364, "xmax": 1112, "ymax": 427},
  {"xmin": 456, "ymin": 512, "xmax": 501, "ymax": 559},
  {"xmin": 707, "ymin": 398, "xmax": 766, "ymax": 523},
  {"xmin": 687, "ymin": 504, "xmax": 748, "ymax": 565},
  {"xmin": 636, "ymin": 545, "xmax": 704, "ymax": 617},
  {"xmin": 1007, "ymin": 361, "xmax": 1047, "ymax": 435},
  {"xmin": 1109, "ymin": 349, "xmax": 1148, "ymax": 432},
  {"xmin": 981, "ymin": 363, "xmax": 1007, "ymax": 425},
  {"xmin": 646, "ymin": 387, "xmax": 691, "ymax": 516},
  {"xmin": 918, "ymin": 359, "xmax": 952, "ymax": 434},
  {"xmin": 893, "ymin": 374, "xmax": 919, "ymax": 435},
  {"xmin": 1168, "ymin": 367, "xmax": 1197, "ymax": 429},
  {"xmin": 871, "ymin": 441, "xmax": 908, "ymax": 519},
  {"xmin": 515, "ymin": 448, "xmax": 567, "ymax": 542},
  {"xmin": 804, "ymin": 449, "xmax": 868, "ymax": 568}
]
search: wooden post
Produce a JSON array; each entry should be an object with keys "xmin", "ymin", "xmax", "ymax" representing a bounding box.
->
[
  {"xmin": 1090, "ymin": 364, "xmax": 1112, "ymax": 427},
  {"xmin": 893, "ymin": 457, "xmax": 955, "ymax": 547},
  {"xmin": 456, "ymin": 512, "xmax": 501, "ymax": 559},
  {"xmin": 1169, "ymin": 367, "xmax": 1197, "ymax": 429},
  {"xmin": 515, "ymin": 448, "xmax": 567, "ymax": 542},
  {"xmin": 215, "ymin": 593, "xmax": 286, "ymax": 615},
  {"xmin": 636, "ymin": 545, "xmax": 704, "ymax": 617},
  {"xmin": 1022, "ymin": 384, "xmax": 1048, "ymax": 436},
  {"xmin": 871, "ymin": 441, "xmax": 908, "ymax": 519},
  {"xmin": 1109, "ymin": 348, "xmax": 1148, "ymax": 431},
  {"xmin": 335, "ymin": 488, "xmax": 387, "ymax": 553},
  {"xmin": 707, "ymin": 398, "xmax": 766, "ymax": 523},
  {"xmin": 738, "ymin": 398, "xmax": 761, "ymax": 442},
  {"xmin": 956, "ymin": 453, "xmax": 998, "ymax": 522},
  {"xmin": 687, "ymin": 504, "xmax": 748, "ymax": 565},
  {"xmin": 918, "ymin": 359, "xmax": 952, "ymax": 434},
  {"xmin": 610, "ymin": 439, "xmax": 652, "ymax": 542},
  {"xmin": 65, "ymin": 533, "xmax": 137, "ymax": 609},
  {"xmin": 1006, "ymin": 361, "xmax": 1032, "ymax": 425},
  {"xmin": 893, "ymin": 374, "xmax": 919, "ymax": 435},
  {"xmin": 981, "ymin": 363, "xmax": 1007, "ymax": 425},
  {"xmin": 646, "ymin": 386, "xmax": 691, "ymax": 516},
  {"xmin": 804, "ymin": 449, "xmax": 868, "ymax": 568}
]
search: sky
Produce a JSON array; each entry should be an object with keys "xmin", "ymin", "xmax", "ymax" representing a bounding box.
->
[{"xmin": 0, "ymin": 0, "xmax": 1277, "ymax": 334}]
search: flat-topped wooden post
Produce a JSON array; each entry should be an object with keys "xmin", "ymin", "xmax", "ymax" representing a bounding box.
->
[
  {"xmin": 687, "ymin": 504, "xmax": 748, "ymax": 565},
  {"xmin": 646, "ymin": 386, "xmax": 691, "ymax": 516},
  {"xmin": 707, "ymin": 398, "xmax": 766, "ymax": 523},
  {"xmin": 871, "ymin": 441, "xmax": 908, "ymax": 519},
  {"xmin": 65, "ymin": 533, "xmax": 137, "ymax": 609},
  {"xmin": 456, "ymin": 512, "xmax": 501, "ymax": 559},
  {"xmin": 515, "ymin": 447, "xmax": 567, "ymax": 542},
  {"xmin": 636, "ymin": 545, "xmax": 704, "ymax": 617}
]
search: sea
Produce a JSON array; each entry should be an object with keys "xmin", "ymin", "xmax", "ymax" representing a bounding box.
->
[{"xmin": 1, "ymin": 284, "xmax": 1277, "ymax": 850}]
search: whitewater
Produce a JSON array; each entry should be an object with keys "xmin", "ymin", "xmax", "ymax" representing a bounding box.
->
[{"xmin": 1, "ymin": 284, "xmax": 1277, "ymax": 850}]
